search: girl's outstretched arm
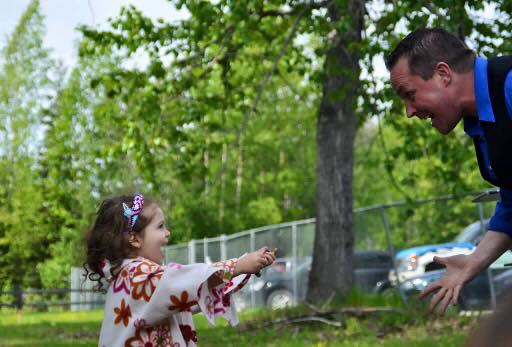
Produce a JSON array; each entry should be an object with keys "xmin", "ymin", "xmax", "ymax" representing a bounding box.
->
[{"xmin": 208, "ymin": 247, "xmax": 278, "ymax": 289}]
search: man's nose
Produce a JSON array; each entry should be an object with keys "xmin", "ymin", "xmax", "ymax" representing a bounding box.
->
[{"xmin": 405, "ymin": 103, "xmax": 416, "ymax": 118}]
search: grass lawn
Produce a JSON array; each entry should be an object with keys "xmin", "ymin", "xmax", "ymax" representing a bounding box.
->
[{"xmin": 0, "ymin": 302, "xmax": 479, "ymax": 347}]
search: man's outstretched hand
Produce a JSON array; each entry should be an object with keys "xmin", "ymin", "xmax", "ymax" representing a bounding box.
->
[
  {"xmin": 418, "ymin": 231, "xmax": 512, "ymax": 315},
  {"xmin": 418, "ymin": 254, "xmax": 474, "ymax": 315}
]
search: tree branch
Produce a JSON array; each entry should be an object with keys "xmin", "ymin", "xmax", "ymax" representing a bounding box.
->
[
  {"xmin": 239, "ymin": 306, "xmax": 403, "ymax": 332},
  {"xmin": 209, "ymin": 1, "xmax": 324, "ymax": 196},
  {"xmin": 259, "ymin": 0, "xmax": 333, "ymax": 17}
]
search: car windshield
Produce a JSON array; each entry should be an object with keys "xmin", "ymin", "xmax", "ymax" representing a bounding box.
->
[{"xmin": 453, "ymin": 220, "xmax": 488, "ymax": 243}]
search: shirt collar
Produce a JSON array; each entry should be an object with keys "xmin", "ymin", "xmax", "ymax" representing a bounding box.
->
[
  {"xmin": 464, "ymin": 57, "xmax": 495, "ymax": 137},
  {"xmin": 474, "ymin": 57, "xmax": 495, "ymax": 123}
]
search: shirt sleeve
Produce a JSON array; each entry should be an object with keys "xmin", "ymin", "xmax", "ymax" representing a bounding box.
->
[
  {"xmin": 197, "ymin": 258, "xmax": 251, "ymax": 326},
  {"xmin": 488, "ymin": 187, "xmax": 512, "ymax": 237},
  {"xmin": 128, "ymin": 258, "xmax": 250, "ymax": 327}
]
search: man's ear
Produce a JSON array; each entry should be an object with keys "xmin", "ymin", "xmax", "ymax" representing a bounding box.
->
[
  {"xmin": 435, "ymin": 62, "xmax": 452, "ymax": 85},
  {"xmin": 128, "ymin": 232, "xmax": 142, "ymax": 248}
]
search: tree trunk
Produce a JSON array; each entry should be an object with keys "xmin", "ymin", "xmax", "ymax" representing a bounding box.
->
[{"xmin": 307, "ymin": 0, "xmax": 364, "ymax": 302}]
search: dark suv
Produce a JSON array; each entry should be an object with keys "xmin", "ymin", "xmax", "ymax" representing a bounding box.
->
[{"xmin": 236, "ymin": 250, "xmax": 393, "ymax": 309}]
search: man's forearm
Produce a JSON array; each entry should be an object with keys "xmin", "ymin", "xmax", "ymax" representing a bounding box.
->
[{"xmin": 467, "ymin": 230, "xmax": 512, "ymax": 275}]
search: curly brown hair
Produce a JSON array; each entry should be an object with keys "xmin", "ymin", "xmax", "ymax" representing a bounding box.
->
[{"xmin": 84, "ymin": 195, "xmax": 156, "ymax": 291}]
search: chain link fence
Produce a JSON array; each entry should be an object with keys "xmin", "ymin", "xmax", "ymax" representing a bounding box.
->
[{"xmin": 162, "ymin": 190, "xmax": 502, "ymax": 310}]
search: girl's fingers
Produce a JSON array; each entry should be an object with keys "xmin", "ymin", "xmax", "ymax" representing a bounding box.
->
[{"xmin": 259, "ymin": 246, "xmax": 270, "ymax": 253}]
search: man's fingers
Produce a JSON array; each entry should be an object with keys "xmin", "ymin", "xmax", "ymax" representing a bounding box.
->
[
  {"xmin": 419, "ymin": 282, "xmax": 441, "ymax": 299},
  {"xmin": 438, "ymin": 288, "xmax": 453, "ymax": 315},
  {"xmin": 452, "ymin": 285, "xmax": 461, "ymax": 305},
  {"xmin": 433, "ymin": 256, "xmax": 447, "ymax": 266},
  {"xmin": 429, "ymin": 287, "xmax": 447, "ymax": 313}
]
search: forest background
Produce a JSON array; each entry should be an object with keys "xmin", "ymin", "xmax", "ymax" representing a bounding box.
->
[{"xmin": 1, "ymin": 0, "xmax": 510, "ymax": 295}]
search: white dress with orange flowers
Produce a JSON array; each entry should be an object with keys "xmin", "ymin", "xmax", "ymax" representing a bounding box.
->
[{"xmin": 98, "ymin": 256, "xmax": 249, "ymax": 347}]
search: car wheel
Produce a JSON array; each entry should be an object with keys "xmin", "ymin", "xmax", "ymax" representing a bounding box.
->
[{"xmin": 266, "ymin": 289, "xmax": 293, "ymax": 309}]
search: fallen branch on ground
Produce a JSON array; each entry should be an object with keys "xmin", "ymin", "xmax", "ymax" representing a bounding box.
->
[{"xmin": 239, "ymin": 306, "xmax": 404, "ymax": 332}]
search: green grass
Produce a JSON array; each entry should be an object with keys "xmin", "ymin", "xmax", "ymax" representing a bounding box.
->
[
  {"xmin": 0, "ymin": 310, "xmax": 103, "ymax": 346},
  {"xmin": 0, "ymin": 302, "xmax": 477, "ymax": 347}
]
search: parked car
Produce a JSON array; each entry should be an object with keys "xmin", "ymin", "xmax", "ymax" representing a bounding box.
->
[
  {"xmin": 236, "ymin": 250, "xmax": 393, "ymax": 310},
  {"xmin": 389, "ymin": 219, "xmax": 489, "ymax": 285},
  {"xmin": 395, "ymin": 251, "xmax": 512, "ymax": 310}
]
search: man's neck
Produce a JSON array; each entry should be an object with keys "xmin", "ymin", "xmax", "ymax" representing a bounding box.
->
[{"xmin": 458, "ymin": 69, "xmax": 478, "ymax": 119}]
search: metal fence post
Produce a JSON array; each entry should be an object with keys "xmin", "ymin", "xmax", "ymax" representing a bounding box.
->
[
  {"xmin": 220, "ymin": 234, "xmax": 227, "ymax": 261},
  {"xmin": 188, "ymin": 240, "xmax": 196, "ymax": 264},
  {"xmin": 250, "ymin": 230, "xmax": 256, "ymax": 308},
  {"xmin": 477, "ymin": 202, "xmax": 487, "ymax": 236},
  {"xmin": 477, "ymin": 202, "xmax": 497, "ymax": 310},
  {"xmin": 292, "ymin": 223, "xmax": 298, "ymax": 305},
  {"xmin": 203, "ymin": 237, "xmax": 209, "ymax": 263},
  {"xmin": 164, "ymin": 246, "xmax": 169, "ymax": 264},
  {"xmin": 380, "ymin": 207, "xmax": 407, "ymax": 303}
]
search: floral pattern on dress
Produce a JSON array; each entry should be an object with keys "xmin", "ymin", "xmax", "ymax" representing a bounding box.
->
[
  {"xmin": 99, "ymin": 256, "xmax": 250, "ymax": 347},
  {"xmin": 124, "ymin": 324, "xmax": 173, "ymax": 347},
  {"xmin": 131, "ymin": 260, "xmax": 163, "ymax": 302},
  {"xmin": 114, "ymin": 298, "xmax": 132, "ymax": 327},
  {"xmin": 179, "ymin": 324, "xmax": 198, "ymax": 344},
  {"xmin": 113, "ymin": 266, "xmax": 131, "ymax": 294},
  {"xmin": 133, "ymin": 318, "xmax": 147, "ymax": 329},
  {"xmin": 211, "ymin": 259, "xmax": 236, "ymax": 281},
  {"xmin": 168, "ymin": 291, "xmax": 197, "ymax": 312}
]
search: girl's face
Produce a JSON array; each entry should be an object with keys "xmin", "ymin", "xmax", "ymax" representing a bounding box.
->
[{"xmin": 132, "ymin": 205, "xmax": 170, "ymax": 264}]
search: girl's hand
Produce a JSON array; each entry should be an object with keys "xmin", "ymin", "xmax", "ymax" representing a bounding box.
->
[{"xmin": 234, "ymin": 247, "xmax": 278, "ymax": 276}]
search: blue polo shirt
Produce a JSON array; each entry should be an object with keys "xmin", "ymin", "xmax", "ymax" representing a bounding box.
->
[{"xmin": 464, "ymin": 57, "xmax": 512, "ymax": 237}]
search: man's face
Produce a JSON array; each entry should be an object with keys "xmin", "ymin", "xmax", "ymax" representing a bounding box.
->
[{"xmin": 390, "ymin": 57, "xmax": 462, "ymax": 134}]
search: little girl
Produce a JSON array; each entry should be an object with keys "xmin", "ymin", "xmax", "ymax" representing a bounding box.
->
[{"xmin": 85, "ymin": 194, "xmax": 277, "ymax": 347}]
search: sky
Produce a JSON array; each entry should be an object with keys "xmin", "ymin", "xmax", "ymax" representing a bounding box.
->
[
  {"xmin": 0, "ymin": 0, "xmax": 188, "ymax": 67},
  {"xmin": 0, "ymin": 1, "xmax": 499, "ymax": 79}
]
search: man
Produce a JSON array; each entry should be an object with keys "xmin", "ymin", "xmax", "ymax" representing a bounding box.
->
[{"xmin": 386, "ymin": 28, "xmax": 512, "ymax": 314}]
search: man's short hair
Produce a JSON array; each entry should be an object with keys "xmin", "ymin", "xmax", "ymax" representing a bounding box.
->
[{"xmin": 386, "ymin": 28, "xmax": 475, "ymax": 79}]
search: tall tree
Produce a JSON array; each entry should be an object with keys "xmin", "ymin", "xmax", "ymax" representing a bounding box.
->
[
  {"xmin": 0, "ymin": 0, "xmax": 61, "ymax": 288},
  {"xmin": 309, "ymin": 0, "xmax": 364, "ymax": 300}
]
